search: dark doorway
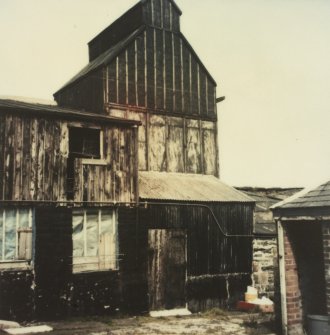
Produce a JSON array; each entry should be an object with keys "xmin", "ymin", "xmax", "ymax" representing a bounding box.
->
[
  {"xmin": 287, "ymin": 222, "xmax": 327, "ymax": 320},
  {"xmin": 148, "ymin": 229, "xmax": 187, "ymax": 311}
]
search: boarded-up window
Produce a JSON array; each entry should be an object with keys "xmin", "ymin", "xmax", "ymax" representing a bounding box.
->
[
  {"xmin": 0, "ymin": 208, "xmax": 33, "ymax": 262},
  {"xmin": 72, "ymin": 209, "xmax": 118, "ymax": 273}
]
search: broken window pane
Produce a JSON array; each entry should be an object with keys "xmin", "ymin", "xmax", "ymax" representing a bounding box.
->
[
  {"xmin": 72, "ymin": 209, "xmax": 118, "ymax": 272},
  {"xmin": 86, "ymin": 211, "xmax": 98, "ymax": 257},
  {"xmin": 72, "ymin": 210, "xmax": 84, "ymax": 257},
  {"xmin": 19, "ymin": 209, "xmax": 29, "ymax": 228},
  {"xmin": 0, "ymin": 210, "xmax": 3, "ymax": 259},
  {"xmin": 100, "ymin": 211, "xmax": 113, "ymax": 235},
  {"xmin": 5, "ymin": 210, "xmax": 16, "ymax": 260},
  {"xmin": 0, "ymin": 208, "xmax": 33, "ymax": 263},
  {"xmin": 69, "ymin": 127, "xmax": 101, "ymax": 159}
]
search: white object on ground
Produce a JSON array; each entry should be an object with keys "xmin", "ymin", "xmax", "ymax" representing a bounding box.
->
[
  {"xmin": 0, "ymin": 321, "xmax": 20, "ymax": 330},
  {"xmin": 3, "ymin": 325, "xmax": 53, "ymax": 334},
  {"xmin": 150, "ymin": 308, "xmax": 192, "ymax": 317},
  {"xmin": 250, "ymin": 297, "xmax": 274, "ymax": 305},
  {"xmin": 247, "ymin": 286, "xmax": 258, "ymax": 294}
]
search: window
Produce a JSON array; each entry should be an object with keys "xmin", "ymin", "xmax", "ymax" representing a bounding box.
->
[
  {"xmin": 69, "ymin": 127, "xmax": 101, "ymax": 159},
  {"xmin": 67, "ymin": 127, "xmax": 103, "ymax": 199},
  {"xmin": 72, "ymin": 209, "xmax": 118, "ymax": 273},
  {"xmin": 0, "ymin": 208, "xmax": 33, "ymax": 265}
]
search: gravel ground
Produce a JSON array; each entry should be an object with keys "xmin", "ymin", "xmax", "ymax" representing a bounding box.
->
[{"xmin": 1, "ymin": 311, "xmax": 279, "ymax": 335}]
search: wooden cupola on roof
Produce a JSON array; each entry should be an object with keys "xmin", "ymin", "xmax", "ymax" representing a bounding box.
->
[{"xmin": 88, "ymin": 0, "xmax": 182, "ymax": 62}]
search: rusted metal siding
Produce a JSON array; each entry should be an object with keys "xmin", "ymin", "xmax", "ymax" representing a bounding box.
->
[{"xmin": 0, "ymin": 113, "xmax": 138, "ymax": 203}]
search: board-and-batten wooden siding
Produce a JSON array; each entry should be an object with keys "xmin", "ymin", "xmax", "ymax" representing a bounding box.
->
[
  {"xmin": 0, "ymin": 114, "xmax": 137, "ymax": 203},
  {"xmin": 55, "ymin": 69, "xmax": 105, "ymax": 113},
  {"xmin": 107, "ymin": 110, "xmax": 218, "ymax": 176},
  {"xmin": 105, "ymin": 26, "xmax": 216, "ymax": 118},
  {"xmin": 143, "ymin": 203, "xmax": 253, "ymax": 276}
]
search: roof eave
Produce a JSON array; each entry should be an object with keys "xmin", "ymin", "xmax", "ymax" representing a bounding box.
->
[
  {"xmin": 54, "ymin": 26, "xmax": 146, "ymax": 97},
  {"xmin": 0, "ymin": 102, "xmax": 141, "ymax": 127}
]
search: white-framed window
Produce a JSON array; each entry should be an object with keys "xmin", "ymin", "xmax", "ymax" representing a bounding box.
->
[
  {"xmin": 72, "ymin": 208, "xmax": 118, "ymax": 273},
  {"xmin": 0, "ymin": 208, "xmax": 33, "ymax": 268}
]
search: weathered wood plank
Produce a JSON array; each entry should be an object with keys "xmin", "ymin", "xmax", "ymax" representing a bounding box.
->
[
  {"xmin": 165, "ymin": 31, "xmax": 173, "ymax": 113},
  {"xmin": 182, "ymin": 44, "xmax": 190, "ymax": 114},
  {"xmin": 149, "ymin": 115, "xmax": 166, "ymax": 171},
  {"xmin": 0, "ymin": 115, "xmax": 5, "ymax": 199},
  {"xmin": 153, "ymin": 0, "xmax": 162, "ymax": 29},
  {"xmin": 202, "ymin": 128, "xmax": 217, "ymax": 175},
  {"xmin": 155, "ymin": 29, "xmax": 164, "ymax": 109},
  {"xmin": 118, "ymin": 52, "xmax": 127, "ymax": 105},
  {"xmin": 108, "ymin": 61, "xmax": 117, "ymax": 104},
  {"xmin": 191, "ymin": 57, "xmax": 198, "ymax": 115},
  {"xmin": 4, "ymin": 116, "xmax": 14, "ymax": 200},
  {"xmin": 13, "ymin": 117, "xmax": 23, "ymax": 200},
  {"xmin": 21, "ymin": 118, "xmax": 31, "ymax": 200},
  {"xmin": 167, "ymin": 117, "xmax": 184, "ymax": 172},
  {"xmin": 199, "ymin": 70, "xmax": 207, "ymax": 116},
  {"xmin": 146, "ymin": 27, "xmax": 155, "ymax": 108},
  {"xmin": 137, "ymin": 33, "xmax": 146, "ymax": 107},
  {"xmin": 186, "ymin": 120, "xmax": 201, "ymax": 173},
  {"xmin": 163, "ymin": 0, "xmax": 171, "ymax": 30},
  {"xmin": 59, "ymin": 122, "xmax": 68, "ymax": 201}
]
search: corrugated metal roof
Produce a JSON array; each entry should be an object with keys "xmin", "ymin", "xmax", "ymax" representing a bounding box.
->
[
  {"xmin": 0, "ymin": 99, "xmax": 140, "ymax": 126},
  {"xmin": 273, "ymin": 180, "xmax": 330, "ymax": 209},
  {"xmin": 139, "ymin": 172, "xmax": 255, "ymax": 202},
  {"xmin": 55, "ymin": 27, "xmax": 144, "ymax": 94}
]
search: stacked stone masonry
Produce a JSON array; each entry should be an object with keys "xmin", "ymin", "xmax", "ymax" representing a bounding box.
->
[{"xmin": 252, "ymin": 238, "xmax": 277, "ymax": 298}]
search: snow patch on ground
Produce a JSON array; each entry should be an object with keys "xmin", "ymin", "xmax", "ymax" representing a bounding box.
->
[{"xmin": 150, "ymin": 308, "xmax": 192, "ymax": 318}]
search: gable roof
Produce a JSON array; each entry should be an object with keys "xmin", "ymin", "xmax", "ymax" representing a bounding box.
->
[
  {"xmin": 55, "ymin": 27, "xmax": 144, "ymax": 94},
  {"xmin": 0, "ymin": 99, "xmax": 140, "ymax": 126},
  {"xmin": 273, "ymin": 181, "xmax": 330, "ymax": 210},
  {"xmin": 139, "ymin": 171, "xmax": 255, "ymax": 203},
  {"xmin": 54, "ymin": 0, "xmax": 217, "ymax": 96}
]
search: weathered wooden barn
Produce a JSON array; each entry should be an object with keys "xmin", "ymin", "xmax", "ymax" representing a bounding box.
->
[
  {"xmin": 0, "ymin": 0, "xmax": 255, "ymax": 321},
  {"xmin": 272, "ymin": 182, "xmax": 330, "ymax": 335}
]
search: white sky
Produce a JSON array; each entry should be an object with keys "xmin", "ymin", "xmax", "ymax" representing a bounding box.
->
[{"xmin": 0, "ymin": 0, "xmax": 329, "ymax": 188}]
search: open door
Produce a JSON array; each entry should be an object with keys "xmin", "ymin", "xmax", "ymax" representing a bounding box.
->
[{"xmin": 148, "ymin": 229, "xmax": 187, "ymax": 311}]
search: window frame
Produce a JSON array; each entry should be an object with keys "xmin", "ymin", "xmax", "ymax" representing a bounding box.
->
[
  {"xmin": 72, "ymin": 208, "xmax": 118, "ymax": 274},
  {"xmin": 68, "ymin": 125, "xmax": 105, "ymax": 162},
  {"xmin": 0, "ymin": 208, "xmax": 33, "ymax": 271}
]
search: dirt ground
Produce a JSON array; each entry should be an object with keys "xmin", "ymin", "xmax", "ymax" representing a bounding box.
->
[{"xmin": 1, "ymin": 310, "xmax": 279, "ymax": 335}]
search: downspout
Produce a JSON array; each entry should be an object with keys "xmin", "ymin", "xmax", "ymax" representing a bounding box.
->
[{"xmin": 276, "ymin": 218, "xmax": 288, "ymax": 335}]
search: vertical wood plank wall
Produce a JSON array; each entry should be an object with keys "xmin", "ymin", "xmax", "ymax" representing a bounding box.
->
[
  {"xmin": 105, "ymin": 26, "xmax": 216, "ymax": 118},
  {"xmin": 103, "ymin": 25, "xmax": 218, "ymax": 175},
  {"xmin": 0, "ymin": 113, "xmax": 137, "ymax": 203}
]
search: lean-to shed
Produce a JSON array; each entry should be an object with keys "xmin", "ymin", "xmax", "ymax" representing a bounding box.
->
[{"xmin": 272, "ymin": 181, "xmax": 330, "ymax": 335}]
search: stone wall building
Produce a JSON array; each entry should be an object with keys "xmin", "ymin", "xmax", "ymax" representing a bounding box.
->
[{"xmin": 238, "ymin": 188, "xmax": 302, "ymax": 300}]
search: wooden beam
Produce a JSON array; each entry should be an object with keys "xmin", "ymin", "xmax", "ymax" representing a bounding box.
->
[{"xmin": 277, "ymin": 220, "xmax": 288, "ymax": 335}]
